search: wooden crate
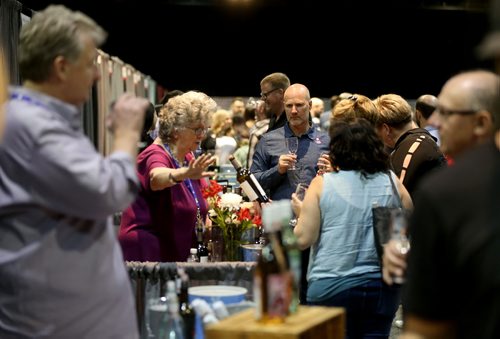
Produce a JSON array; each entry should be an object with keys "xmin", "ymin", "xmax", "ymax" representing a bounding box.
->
[{"xmin": 205, "ymin": 305, "xmax": 345, "ymax": 339}]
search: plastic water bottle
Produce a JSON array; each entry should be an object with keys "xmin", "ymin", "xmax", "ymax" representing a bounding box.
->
[
  {"xmin": 159, "ymin": 281, "xmax": 185, "ymax": 339},
  {"xmin": 187, "ymin": 248, "xmax": 198, "ymax": 263},
  {"xmin": 178, "ymin": 270, "xmax": 195, "ymax": 339}
]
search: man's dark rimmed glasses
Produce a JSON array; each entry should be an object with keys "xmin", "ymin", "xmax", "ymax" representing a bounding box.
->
[
  {"xmin": 185, "ymin": 126, "xmax": 208, "ymax": 136},
  {"xmin": 435, "ymin": 106, "xmax": 480, "ymax": 117},
  {"xmin": 260, "ymin": 88, "xmax": 281, "ymax": 100}
]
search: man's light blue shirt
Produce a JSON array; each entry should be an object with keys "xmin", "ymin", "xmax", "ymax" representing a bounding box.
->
[
  {"xmin": 425, "ymin": 125, "xmax": 440, "ymax": 146},
  {"xmin": 0, "ymin": 86, "xmax": 140, "ymax": 338}
]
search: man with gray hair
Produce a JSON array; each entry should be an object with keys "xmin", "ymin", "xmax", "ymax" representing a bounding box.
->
[
  {"xmin": 0, "ymin": 5, "xmax": 148, "ymax": 338},
  {"xmin": 260, "ymin": 72, "xmax": 290, "ymax": 132},
  {"xmin": 251, "ymin": 83, "xmax": 330, "ymax": 305},
  {"xmin": 397, "ymin": 70, "xmax": 500, "ymax": 339},
  {"xmin": 384, "ymin": 1, "xmax": 500, "ymax": 332}
]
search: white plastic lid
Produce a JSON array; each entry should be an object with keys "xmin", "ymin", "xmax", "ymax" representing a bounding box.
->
[{"xmin": 190, "ymin": 248, "xmax": 198, "ymax": 254}]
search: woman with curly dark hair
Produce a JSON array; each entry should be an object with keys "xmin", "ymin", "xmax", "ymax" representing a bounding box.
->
[{"xmin": 292, "ymin": 118, "xmax": 412, "ymax": 339}]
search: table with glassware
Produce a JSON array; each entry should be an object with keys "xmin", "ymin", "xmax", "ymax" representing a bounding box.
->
[{"xmin": 126, "ymin": 260, "xmax": 257, "ymax": 338}]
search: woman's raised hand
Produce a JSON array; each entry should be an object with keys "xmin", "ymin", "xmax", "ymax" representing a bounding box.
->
[{"xmin": 186, "ymin": 153, "xmax": 216, "ymax": 179}]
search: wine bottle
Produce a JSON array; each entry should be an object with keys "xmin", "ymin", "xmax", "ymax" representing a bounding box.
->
[
  {"xmin": 228, "ymin": 155, "xmax": 270, "ymax": 203},
  {"xmin": 196, "ymin": 219, "xmax": 209, "ymax": 263},
  {"xmin": 254, "ymin": 200, "xmax": 292, "ymax": 324}
]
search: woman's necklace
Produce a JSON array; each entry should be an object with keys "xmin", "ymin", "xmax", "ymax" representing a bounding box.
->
[{"xmin": 163, "ymin": 143, "xmax": 201, "ymax": 227}]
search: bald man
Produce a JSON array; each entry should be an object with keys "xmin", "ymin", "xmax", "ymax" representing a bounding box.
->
[
  {"xmin": 429, "ymin": 70, "xmax": 497, "ymax": 159},
  {"xmin": 252, "ymin": 83, "xmax": 331, "ymax": 306},
  {"xmin": 393, "ymin": 3, "xmax": 500, "ymax": 336},
  {"xmin": 251, "ymin": 84, "xmax": 330, "ymax": 200},
  {"xmin": 415, "ymin": 94, "xmax": 440, "ymax": 145},
  {"xmin": 385, "ymin": 70, "xmax": 500, "ymax": 339},
  {"xmin": 310, "ymin": 97, "xmax": 324, "ymax": 131}
]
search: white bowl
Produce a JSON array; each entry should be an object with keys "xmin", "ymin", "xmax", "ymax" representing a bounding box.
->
[{"xmin": 188, "ymin": 285, "xmax": 247, "ymax": 305}]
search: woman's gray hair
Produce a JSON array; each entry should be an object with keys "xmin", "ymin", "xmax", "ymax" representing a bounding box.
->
[
  {"xmin": 158, "ymin": 91, "xmax": 217, "ymax": 142},
  {"xmin": 19, "ymin": 5, "xmax": 107, "ymax": 82}
]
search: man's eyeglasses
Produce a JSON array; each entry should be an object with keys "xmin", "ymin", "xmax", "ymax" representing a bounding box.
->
[
  {"xmin": 185, "ymin": 126, "xmax": 208, "ymax": 136},
  {"xmin": 435, "ymin": 106, "xmax": 479, "ymax": 117},
  {"xmin": 260, "ymin": 88, "xmax": 281, "ymax": 100}
]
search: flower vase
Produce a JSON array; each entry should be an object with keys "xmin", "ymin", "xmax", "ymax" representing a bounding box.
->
[
  {"xmin": 208, "ymin": 225, "xmax": 224, "ymax": 262},
  {"xmin": 223, "ymin": 224, "xmax": 242, "ymax": 261}
]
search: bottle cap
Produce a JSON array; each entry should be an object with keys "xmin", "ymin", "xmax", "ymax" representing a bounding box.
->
[
  {"xmin": 167, "ymin": 280, "xmax": 176, "ymax": 292},
  {"xmin": 228, "ymin": 154, "xmax": 240, "ymax": 168}
]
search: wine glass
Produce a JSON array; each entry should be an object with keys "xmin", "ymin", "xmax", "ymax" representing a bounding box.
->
[
  {"xmin": 146, "ymin": 296, "xmax": 168, "ymax": 338},
  {"xmin": 289, "ymin": 183, "xmax": 308, "ymax": 227},
  {"xmin": 317, "ymin": 151, "xmax": 330, "ymax": 175},
  {"xmin": 390, "ymin": 209, "xmax": 410, "ymax": 284},
  {"xmin": 286, "ymin": 137, "xmax": 299, "ymax": 171},
  {"xmin": 295, "ymin": 183, "xmax": 308, "ymax": 200}
]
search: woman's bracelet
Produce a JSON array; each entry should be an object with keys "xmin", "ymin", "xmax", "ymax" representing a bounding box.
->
[{"xmin": 169, "ymin": 172, "xmax": 182, "ymax": 184}]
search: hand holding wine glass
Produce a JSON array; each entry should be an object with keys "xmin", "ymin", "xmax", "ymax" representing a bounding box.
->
[
  {"xmin": 290, "ymin": 183, "xmax": 308, "ymax": 227},
  {"xmin": 382, "ymin": 238, "xmax": 409, "ymax": 286},
  {"xmin": 389, "ymin": 209, "xmax": 410, "ymax": 284},
  {"xmin": 317, "ymin": 151, "xmax": 331, "ymax": 175},
  {"xmin": 286, "ymin": 137, "xmax": 299, "ymax": 171}
]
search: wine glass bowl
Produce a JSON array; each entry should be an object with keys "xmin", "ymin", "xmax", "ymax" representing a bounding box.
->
[
  {"xmin": 146, "ymin": 296, "xmax": 168, "ymax": 338},
  {"xmin": 295, "ymin": 183, "xmax": 308, "ymax": 201},
  {"xmin": 318, "ymin": 151, "xmax": 330, "ymax": 173}
]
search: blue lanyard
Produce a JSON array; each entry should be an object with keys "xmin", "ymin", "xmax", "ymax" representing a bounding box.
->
[
  {"xmin": 163, "ymin": 143, "xmax": 201, "ymax": 220},
  {"xmin": 10, "ymin": 93, "xmax": 48, "ymax": 109}
]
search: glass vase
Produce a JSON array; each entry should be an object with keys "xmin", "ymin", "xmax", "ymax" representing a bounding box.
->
[
  {"xmin": 208, "ymin": 225, "xmax": 224, "ymax": 262},
  {"xmin": 223, "ymin": 224, "xmax": 242, "ymax": 261}
]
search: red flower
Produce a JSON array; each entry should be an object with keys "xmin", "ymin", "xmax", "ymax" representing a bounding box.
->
[
  {"xmin": 251, "ymin": 214, "xmax": 262, "ymax": 226},
  {"xmin": 237, "ymin": 207, "xmax": 251, "ymax": 222},
  {"xmin": 203, "ymin": 181, "xmax": 261, "ymax": 248},
  {"xmin": 202, "ymin": 180, "xmax": 223, "ymax": 199}
]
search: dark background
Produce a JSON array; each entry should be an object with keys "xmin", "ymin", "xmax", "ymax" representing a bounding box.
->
[{"xmin": 20, "ymin": 0, "xmax": 493, "ymax": 99}]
